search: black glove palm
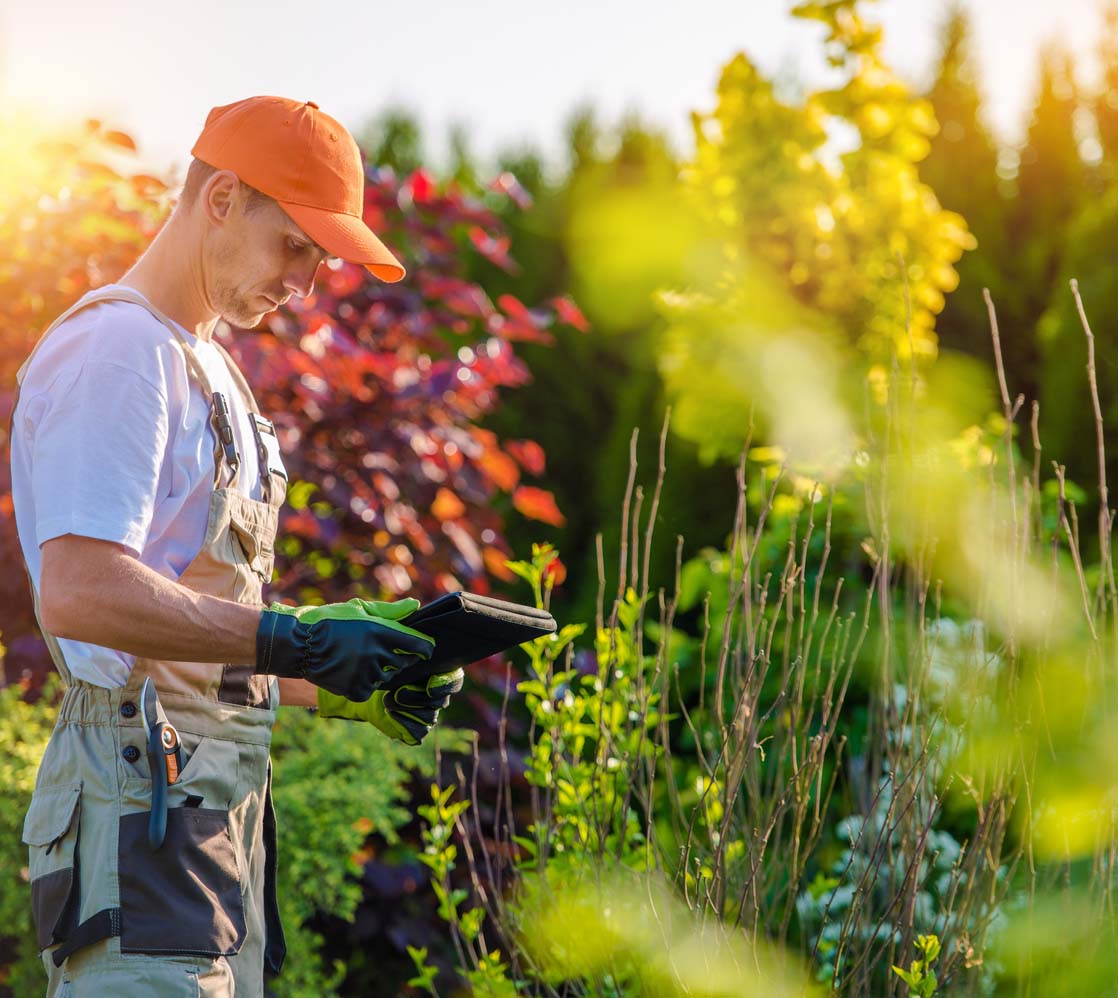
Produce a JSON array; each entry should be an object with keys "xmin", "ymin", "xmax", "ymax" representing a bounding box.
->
[{"xmin": 382, "ymin": 669, "xmax": 465, "ymax": 743}]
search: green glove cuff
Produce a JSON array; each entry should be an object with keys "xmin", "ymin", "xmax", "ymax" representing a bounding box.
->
[
  {"xmin": 268, "ymin": 597, "xmax": 433, "ymax": 649},
  {"xmin": 315, "ymin": 687, "xmax": 365, "ymax": 721},
  {"xmin": 317, "ymin": 687, "xmax": 420, "ymax": 745}
]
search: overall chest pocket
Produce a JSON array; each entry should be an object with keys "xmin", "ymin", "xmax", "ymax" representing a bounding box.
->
[
  {"xmin": 229, "ymin": 505, "xmax": 276, "ymax": 583},
  {"xmin": 22, "ymin": 783, "xmax": 82, "ymax": 953}
]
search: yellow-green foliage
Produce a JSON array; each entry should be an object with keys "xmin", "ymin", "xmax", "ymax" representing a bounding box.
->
[
  {"xmin": 664, "ymin": 0, "xmax": 975, "ymax": 464},
  {"xmin": 696, "ymin": 0, "xmax": 973, "ymax": 353},
  {"xmin": 893, "ymin": 933, "xmax": 941, "ymax": 998},
  {"xmin": 514, "ymin": 868, "xmax": 812, "ymax": 996}
]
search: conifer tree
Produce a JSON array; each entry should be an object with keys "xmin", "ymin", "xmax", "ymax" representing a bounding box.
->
[
  {"xmin": 974, "ymin": 42, "xmax": 1084, "ymax": 402},
  {"xmin": 1011, "ymin": 45, "xmax": 1085, "ymax": 312},
  {"xmin": 358, "ymin": 107, "xmax": 425, "ymax": 176},
  {"xmin": 921, "ymin": 5, "xmax": 1012, "ymax": 379},
  {"xmin": 485, "ymin": 112, "xmax": 734, "ymax": 628},
  {"xmin": 447, "ymin": 124, "xmax": 481, "ymax": 192},
  {"xmin": 923, "ymin": 6, "xmax": 1000, "ymax": 225},
  {"xmin": 1016, "ymin": 45, "xmax": 1084, "ymax": 214},
  {"xmin": 1036, "ymin": 10, "xmax": 1118, "ymax": 494},
  {"xmin": 1093, "ymin": 2, "xmax": 1118, "ymax": 181}
]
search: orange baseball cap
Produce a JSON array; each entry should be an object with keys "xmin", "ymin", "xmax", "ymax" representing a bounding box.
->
[{"xmin": 191, "ymin": 95, "xmax": 405, "ymax": 283}]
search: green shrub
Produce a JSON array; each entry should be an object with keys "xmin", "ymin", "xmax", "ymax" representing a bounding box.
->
[
  {"xmin": 266, "ymin": 707, "xmax": 470, "ymax": 997},
  {"xmin": 0, "ymin": 673, "xmax": 59, "ymax": 997}
]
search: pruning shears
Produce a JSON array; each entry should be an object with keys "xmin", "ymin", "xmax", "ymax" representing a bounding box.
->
[{"xmin": 141, "ymin": 677, "xmax": 182, "ymax": 850}]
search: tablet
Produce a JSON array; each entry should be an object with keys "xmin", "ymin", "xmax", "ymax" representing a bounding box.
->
[{"xmin": 398, "ymin": 591, "xmax": 557, "ymax": 678}]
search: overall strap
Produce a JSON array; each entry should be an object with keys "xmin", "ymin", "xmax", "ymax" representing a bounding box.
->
[
  {"xmin": 210, "ymin": 339, "xmax": 262, "ymax": 416},
  {"xmin": 16, "ymin": 286, "xmax": 216, "ymax": 398}
]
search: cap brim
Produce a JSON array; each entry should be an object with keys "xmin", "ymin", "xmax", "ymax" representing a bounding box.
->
[{"xmin": 277, "ymin": 201, "xmax": 406, "ymax": 283}]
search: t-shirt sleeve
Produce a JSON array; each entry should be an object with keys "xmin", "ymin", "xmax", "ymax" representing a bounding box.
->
[{"xmin": 28, "ymin": 358, "xmax": 170, "ymax": 557}]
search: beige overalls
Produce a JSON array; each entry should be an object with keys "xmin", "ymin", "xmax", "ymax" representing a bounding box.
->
[{"xmin": 15, "ymin": 287, "xmax": 288, "ymax": 997}]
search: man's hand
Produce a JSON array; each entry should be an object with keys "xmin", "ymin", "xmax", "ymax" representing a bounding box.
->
[
  {"xmin": 316, "ymin": 669, "xmax": 465, "ymax": 745},
  {"xmin": 256, "ymin": 597, "xmax": 434, "ymax": 702}
]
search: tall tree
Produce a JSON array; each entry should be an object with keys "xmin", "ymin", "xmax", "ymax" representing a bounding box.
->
[
  {"xmin": 921, "ymin": 6, "xmax": 1014, "ymax": 384},
  {"xmin": 1093, "ymin": 2, "xmax": 1118, "ymax": 182},
  {"xmin": 993, "ymin": 44, "xmax": 1086, "ymax": 405},
  {"xmin": 358, "ymin": 107, "xmax": 425, "ymax": 176},
  {"xmin": 1016, "ymin": 45, "xmax": 1084, "ymax": 218},
  {"xmin": 1010, "ymin": 46, "xmax": 1086, "ymax": 319},
  {"xmin": 565, "ymin": 106, "xmax": 602, "ymax": 175},
  {"xmin": 446, "ymin": 123, "xmax": 481, "ymax": 193},
  {"xmin": 923, "ymin": 6, "xmax": 1000, "ymax": 226},
  {"xmin": 1035, "ymin": 189, "xmax": 1118, "ymax": 499},
  {"xmin": 482, "ymin": 112, "xmax": 739, "ymax": 628},
  {"xmin": 1036, "ymin": 7, "xmax": 1118, "ymax": 498}
]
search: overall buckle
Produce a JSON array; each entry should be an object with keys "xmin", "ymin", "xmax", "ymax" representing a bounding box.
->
[{"xmin": 211, "ymin": 391, "xmax": 240, "ymax": 472}]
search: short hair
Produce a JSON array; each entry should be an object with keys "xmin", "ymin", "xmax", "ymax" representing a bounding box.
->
[{"xmin": 178, "ymin": 158, "xmax": 274, "ymax": 214}]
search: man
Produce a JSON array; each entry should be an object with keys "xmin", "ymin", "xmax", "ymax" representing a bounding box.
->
[{"xmin": 10, "ymin": 95, "xmax": 464, "ymax": 996}]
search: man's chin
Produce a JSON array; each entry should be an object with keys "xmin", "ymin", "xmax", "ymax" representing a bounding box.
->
[{"xmin": 221, "ymin": 306, "xmax": 267, "ymax": 329}]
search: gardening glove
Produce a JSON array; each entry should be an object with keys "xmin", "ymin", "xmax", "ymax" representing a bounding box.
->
[
  {"xmin": 316, "ymin": 668, "xmax": 465, "ymax": 746},
  {"xmin": 256, "ymin": 597, "xmax": 435, "ymax": 702}
]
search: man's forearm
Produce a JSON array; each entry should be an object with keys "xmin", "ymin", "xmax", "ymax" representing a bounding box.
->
[
  {"xmin": 40, "ymin": 535, "xmax": 261, "ymax": 664},
  {"xmin": 42, "ymin": 535, "xmax": 351, "ymax": 705}
]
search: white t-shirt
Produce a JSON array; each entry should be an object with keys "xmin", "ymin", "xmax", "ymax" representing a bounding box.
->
[{"xmin": 10, "ymin": 284, "xmax": 267, "ymax": 688}]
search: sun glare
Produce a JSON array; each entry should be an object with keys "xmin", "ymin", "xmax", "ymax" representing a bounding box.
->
[{"xmin": 0, "ymin": 110, "xmax": 57, "ymax": 199}]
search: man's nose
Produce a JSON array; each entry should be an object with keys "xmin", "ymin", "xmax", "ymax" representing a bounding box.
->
[{"xmin": 283, "ymin": 261, "xmax": 321, "ymax": 299}]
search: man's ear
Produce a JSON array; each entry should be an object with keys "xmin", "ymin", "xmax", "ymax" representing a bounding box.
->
[{"xmin": 199, "ymin": 169, "xmax": 242, "ymax": 227}]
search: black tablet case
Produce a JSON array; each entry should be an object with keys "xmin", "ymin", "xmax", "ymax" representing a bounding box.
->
[{"xmin": 400, "ymin": 592, "xmax": 557, "ymax": 676}]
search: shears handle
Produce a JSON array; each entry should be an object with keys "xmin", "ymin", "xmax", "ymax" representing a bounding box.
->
[{"xmin": 146, "ymin": 723, "xmax": 182, "ymax": 850}]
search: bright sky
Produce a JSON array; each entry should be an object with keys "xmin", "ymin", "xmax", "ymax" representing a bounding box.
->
[{"xmin": 0, "ymin": 0, "xmax": 1105, "ymax": 180}]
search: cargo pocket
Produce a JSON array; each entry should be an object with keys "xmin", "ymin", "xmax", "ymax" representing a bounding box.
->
[
  {"xmin": 118, "ymin": 735, "xmax": 246, "ymax": 956},
  {"xmin": 22, "ymin": 783, "xmax": 82, "ymax": 952},
  {"xmin": 118, "ymin": 806, "xmax": 246, "ymax": 956}
]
